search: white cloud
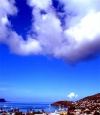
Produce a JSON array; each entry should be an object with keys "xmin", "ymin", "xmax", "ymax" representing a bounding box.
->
[
  {"xmin": 0, "ymin": 0, "xmax": 17, "ymax": 15},
  {"xmin": 27, "ymin": 0, "xmax": 52, "ymax": 9},
  {"xmin": 67, "ymin": 92, "xmax": 78, "ymax": 99},
  {"xmin": 1, "ymin": 0, "xmax": 100, "ymax": 62},
  {"xmin": 1, "ymin": 16, "xmax": 9, "ymax": 25},
  {"xmin": 7, "ymin": 32, "xmax": 42, "ymax": 55},
  {"xmin": 0, "ymin": 0, "xmax": 17, "ymax": 42},
  {"xmin": 27, "ymin": 0, "xmax": 100, "ymax": 62},
  {"xmin": 0, "ymin": 0, "xmax": 42, "ymax": 55}
]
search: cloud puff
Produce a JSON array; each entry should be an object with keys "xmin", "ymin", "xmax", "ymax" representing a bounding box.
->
[
  {"xmin": 0, "ymin": 0, "xmax": 42, "ymax": 55},
  {"xmin": 67, "ymin": 92, "xmax": 78, "ymax": 99},
  {"xmin": 27, "ymin": 0, "xmax": 100, "ymax": 62},
  {"xmin": 27, "ymin": 0, "xmax": 52, "ymax": 9},
  {"xmin": 0, "ymin": 0, "xmax": 100, "ymax": 62},
  {"xmin": 0, "ymin": 0, "xmax": 17, "ymax": 42},
  {"xmin": 7, "ymin": 32, "xmax": 42, "ymax": 55}
]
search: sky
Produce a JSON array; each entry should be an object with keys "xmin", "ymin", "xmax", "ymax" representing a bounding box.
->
[{"xmin": 0, "ymin": 0, "xmax": 100, "ymax": 102}]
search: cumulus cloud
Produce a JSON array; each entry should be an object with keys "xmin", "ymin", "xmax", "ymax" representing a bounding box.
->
[
  {"xmin": 0, "ymin": 0, "xmax": 42, "ymax": 55},
  {"xmin": 7, "ymin": 32, "xmax": 42, "ymax": 55},
  {"xmin": 67, "ymin": 92, "xmax": 78, "ymax": 99},
  {"xmin": 27, "ymin": 0, "xmax": 52, "ymax": 9},
  {"xmin": 0, "ymin": 0, "xmax": 17, "ymax": 42},
  {"xmin": 27, "ymin": 0, "xmax": 100, "ymax": 62},
  {"xmin": 0, "ymin": 0, "xmax": 100, "ymax": 62}
]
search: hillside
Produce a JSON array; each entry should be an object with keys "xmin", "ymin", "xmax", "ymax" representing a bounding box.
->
[
  {"xmin": 52, "ymin": 100, "xmax": 74, "ymax": 107},
  {"xmin": 52, "ymin": 93, "xmax": 100, "ymax": 111},
  {"xmin": 75, "ymin": 93, "xmax": 100, "ymax": 110}
]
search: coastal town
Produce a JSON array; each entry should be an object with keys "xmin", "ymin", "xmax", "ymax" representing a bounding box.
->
[
  {"xmin": 0, "ymin": 93, "xmax": 100, "ymax": 115},
  {"xmin": 52, "ymin": 93, "xmax": 100, "ymax": 115}
]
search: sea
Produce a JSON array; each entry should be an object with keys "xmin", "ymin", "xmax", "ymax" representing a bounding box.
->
[{"xmin": 0, "ymin": 102, "xmax": 58, "ymax": 112}]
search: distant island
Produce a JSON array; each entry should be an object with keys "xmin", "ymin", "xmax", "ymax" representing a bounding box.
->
[{"xmin": 0, "ymin": 98, "xmax": 6, "ymax": 102}]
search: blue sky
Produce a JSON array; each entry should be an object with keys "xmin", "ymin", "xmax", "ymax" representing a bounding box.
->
[
  {"xmin": 0, "ymin": 0, "xmax": 100, "ymax": 102},
  {"xmin": 0, "ymin": 44, "xmax": 100, "ymax": 102}
]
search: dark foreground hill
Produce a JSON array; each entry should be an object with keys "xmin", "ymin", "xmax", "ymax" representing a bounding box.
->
[
  {"xmin": 52, "ymin": 100, "xmax": 74, "ymax": 107},
  {"xmin": 77, "ymin": 93, "xmax": 100, "ymax": 102},
  {"xmin": 75, "ymin": 93, "xmax": 100, "ymax": 111},
  {"xmin": 52, "ymin": 93, "xmax": 100, "ymax": 111}
]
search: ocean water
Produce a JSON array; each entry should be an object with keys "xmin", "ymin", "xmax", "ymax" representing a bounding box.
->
[{"xmin": 0, "ymin": 102, "xmax": 57, "ymax": 112}]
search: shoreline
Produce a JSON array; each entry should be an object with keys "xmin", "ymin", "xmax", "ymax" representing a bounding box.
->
[{"xmin": 0, "ymin": 106, "xmax": 100, "ymax": 115}]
